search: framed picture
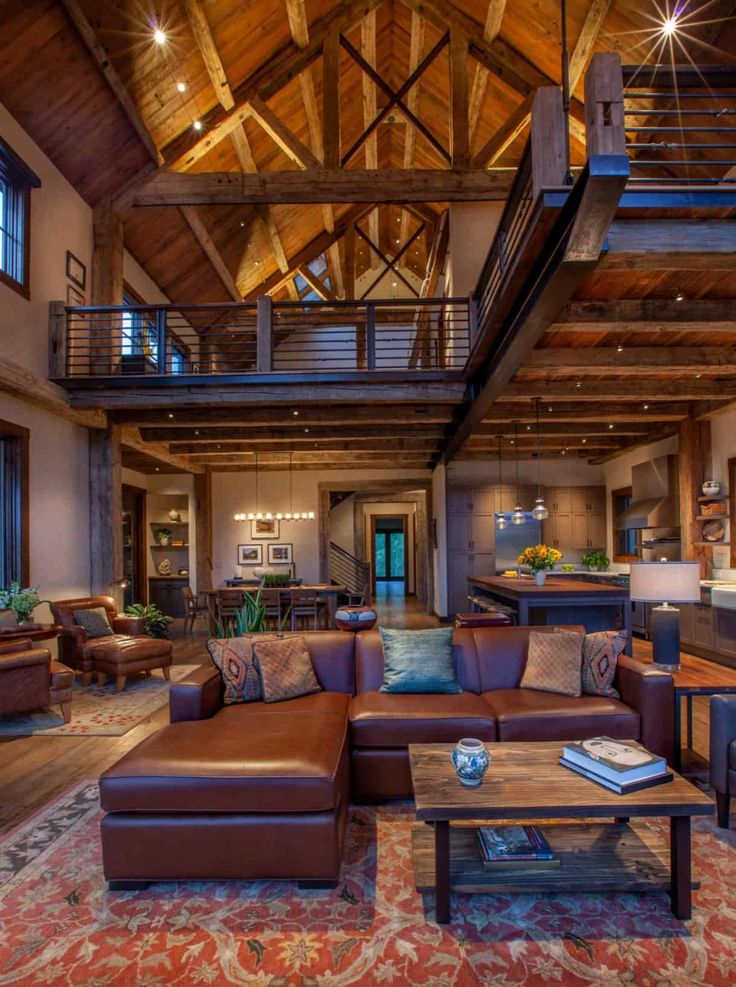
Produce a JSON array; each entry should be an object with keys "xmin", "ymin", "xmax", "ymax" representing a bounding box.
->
[
  {"xmin": 66, "ymin": 250, "xmax": 86, "ymax": 290},
  {"xmin": 237, "ymin": 543, "xmax": 263, "ymax": 566},
  {"xmin": 268, "ymin": 543, "xmax": 293, "ymax": 565},
  {"xmin": 66, "ymin": 284, "xmax": 85, "ymax": 306},
  {"xmin": 251, "ymin": 518, "xmax": 279, "ymax": 539}
]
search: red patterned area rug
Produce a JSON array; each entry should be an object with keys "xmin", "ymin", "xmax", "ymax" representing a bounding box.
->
[{"xmin": 1, "ymin": 781, "xmax": 735, "ymax": 986}]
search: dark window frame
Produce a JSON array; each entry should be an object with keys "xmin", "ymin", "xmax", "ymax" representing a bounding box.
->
[
  {"xmin": 0, "ymin": 138, "xmax": 40, "ymax": 300},
  {"xmin": 0, "ymin": 419, "xmax": 30, "ymax": 587},
  {"xmin": 610, "ymin": 485, "xmax": 639, "ymax": 563}
]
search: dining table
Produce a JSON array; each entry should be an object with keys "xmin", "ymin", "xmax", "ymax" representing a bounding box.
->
[{"xmin": 208, "ymin": 584, "xmax": 348, "ymax": 627}]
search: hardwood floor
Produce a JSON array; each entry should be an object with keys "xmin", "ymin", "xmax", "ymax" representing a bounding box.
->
[{"xmin": 0, "ymin": 621, "xmax": 722, "ymax": 836}]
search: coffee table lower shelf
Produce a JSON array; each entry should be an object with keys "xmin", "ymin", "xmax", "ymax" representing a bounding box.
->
[{"xmin": 412, "ymin": 822, "xmax": 693, "ymax": 896}]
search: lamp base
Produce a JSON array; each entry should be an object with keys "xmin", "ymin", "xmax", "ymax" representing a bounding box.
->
[{"xmin": 650, "ymin": 604, "xmax": 681, "ymax": 671}]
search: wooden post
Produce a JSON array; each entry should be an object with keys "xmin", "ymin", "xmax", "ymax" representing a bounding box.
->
[
  {"xmin": 48, "ymin": 301, "xmax": 67, "ymax": 378},
  {"xmin": 91, "ymin": 198, "xmax": 124, "ymax": 306},
  {"xmin": 531, "ymin": 87, "xmax": 567, "ymax": 200},
  {"xmin": 194, "ymin": 467, "xmax": 213, "ymax": 592},
  {"xmin": 322, "ymin": 30, "xmax": 341, "ymax": 169},
  {"xmin": 89, "ymin": 424, "xmax": 123, "ymax": 600},
  {"xmin": 366, "ymin": 303, "xmax": 376, "ymax": 370},
  {"xmin": 256, "ymin": 295, "xmax": 273, "ymax": 372},
  {"xmin": 449, "ymin": 27, "xmax": 470, "ymax": 169},
  {"xmin": 344, "ymin": 222, "xmax": 355, "ymax": 300},
  {"xmin": 679, "ymin": 413, "xmax": 713, "ymax": 578},
  {"xmin": 584, "ymin": 52, "xmax": 625, "ymax": 156}
]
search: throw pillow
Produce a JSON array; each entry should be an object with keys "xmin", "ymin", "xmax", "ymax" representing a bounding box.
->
[
  {"xmin": 520, "ymin": 630, "xmax": 583, "ymax": 697},
  {"xmin": 207, "ymin": 636, "xmax": 263, "ymax": 705},
  {"xmin": 73, "ymin": 607, "xmax": 114, "ymax": 639},
  {"xmin": 253, "ymin": 635, "xmax": 321, "ymax": 703},
  {"xmin": 379, "ymin": 627, "xmax": 461, "ymax": 694},
  {"xmin": 581, "ymin": 630, "xmax": 629, "ymax": 699}
]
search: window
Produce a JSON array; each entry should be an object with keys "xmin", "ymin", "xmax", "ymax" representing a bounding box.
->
[
  {"xmin": 0, "ymin": 139, "xmax": 40, "ymax": 298},
  {"xmin": 121, "ymin": 287, "xmax": 158, "ymax": 365},
  {"xmin": 611, "ymin": 486, "xmax": 639, "ymax": 562},
  {"xmin": 170, "ymin": 343, "xmax": 187, "ymax": 374},
  {"xmin": 0, "ymin": 421, "xmax": 29, "ymax": 587}
]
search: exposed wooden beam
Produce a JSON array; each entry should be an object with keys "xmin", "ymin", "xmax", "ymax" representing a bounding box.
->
[
  {"xmin": 134, "ymin": 169, "xmax": 514, "ymax": 206},
  {"xmin": 520, "ymin": 347, "xmax": 736, "ymax": 376},
  {"xmin": 449, "ymin": 27, "xmax": 470, "ymax": 168},
  {"xmin": 89, "ymin": 425, "xmax": 123, "ymax": 594},
  {"xmin": 120, "ymin": 403, "xmax": 457, "ymax": 427},
  {"xmin": 498, "ymin": 380, "xmax": 736, "ymax": 401},
  {"xmin": 158, "ymin": 425, "xmax": 445, "ymax": 443},
  {"xmin": 256, "ymin": 207, "xmax": 289, "ymax": 274},
  {"xmin": 248, "ymin": 95, "xmax": 322, "ymax": 169},
  {"xmin": 0, "ymin": 351, "xmax": 104, "ymax": 428},
  {"xmin": 483, "ymin": 401, "xmax": 690, "ymax": 422},
  {"xmin": 587, "ymin": 428, "xmax": 680, "ymax": 464},
  {"xmin": 322, "ymin": 30, "xmax": 341, "ymax": 171},
  {"xmin": 474, "ymin": 422, "xmax": 654, "ymax": 437},
  {"xmin": 59, "ymin": 0, "xmax": 163, "ymax": 165},
  {"xmin": 400, "ymin": 12, "xmax": 427, "ymax": 247},
  {"xmin": 179, "ymin": 437, "xmax": 443, "ymax": 454},
  {"xmin": 179, "ymin": 205, "xmax": 241, "ymax": 302},
  {"xmin": 569, "ymin": 0, "xmax": 611, "ymax": 95},
  {"xmin": 183, "ymin": 0, "xmax": 234, "ymax": 110},
  {"xmin": 361, "ymin": 10, "xmax": 380, "ymax": 263},
  {"xmin": 120, "ymin": 427, "xmax": 203, "ymax": 474},
  {"xmin": 207, "ymin": 460, "xmax": 433, "ymax": 472},
  {"xmin": 601, "ymin": 220, "xmax": 736, "ymax": 270},
  {"xmin": 344, "ymin": 221, "xmax": 356, "ymax": 301},
  {"xmin": 297, "ymin": 264, "xmax": 336, "ymax": 301},
  {"xmin": 471, "ymin": 94, "xmax": 533, "ymax": 169},
  {"xmin": 551, "ymin": 298, "xmax": 736, "ymax": 333},
  {"xmin": 91, "ymin": 199, "xmax": 123, "ymax": 307},
  {"xmin": 468, "ymin": 1, "xmax": 507, "ymax": 142}
]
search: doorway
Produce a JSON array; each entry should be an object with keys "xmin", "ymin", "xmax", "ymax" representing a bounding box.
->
[
  {"xmin": 372, "ymin": 515, "xmax": 407, "ymax": 598},
  {"xmin": 122, "ymin": 484, "xmax": 146, "ymax": 609}
]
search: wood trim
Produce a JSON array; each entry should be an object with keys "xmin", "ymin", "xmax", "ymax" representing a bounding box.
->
[
  {"xmin": 0, "ymin": 418, "xmax": 30, "ymax": 586},
  {"xmin": 370, "ymin": 513, "xmax": 409, "ymax": 591}
]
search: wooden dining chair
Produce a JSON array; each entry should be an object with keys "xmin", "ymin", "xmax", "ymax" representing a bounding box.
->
[
  {"xmin": 287, "ymin": 590, "xmax": 321, "ymax": 631},
  {"xmin": 217, "ymin": 589, "xmax": 244, "ymax": 631},
  {"xmin": 260, "ymin": 589, "xmax": 284, "ymax": 630},
  {"xmin": 182, "ymin": 586, "xmax": 208, "ymax": 634}
]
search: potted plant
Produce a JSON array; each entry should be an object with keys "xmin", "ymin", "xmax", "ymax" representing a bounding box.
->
[
  {"xmin": 0, "ymin": 582, "xmax": 42, "ymax": 625},
  {"xmin": 582, "ymin": 549, "xmax": 610, "ymax": 572},
  {"xmin": 125, "ymin": 603, "xmax": 173, "ymax": 639},
  {"xmin": 155, "ymin": 528, "xmax": 173, "ymax": 546},
  {"xmin": 518, "ymin": 545, "xmax": 563, "ymax": 586}
]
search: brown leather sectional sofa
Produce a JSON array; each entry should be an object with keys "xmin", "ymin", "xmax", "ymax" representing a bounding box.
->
[{"xmin": 99, "ymin": 626, "xmax": 674, "ymax": 889}]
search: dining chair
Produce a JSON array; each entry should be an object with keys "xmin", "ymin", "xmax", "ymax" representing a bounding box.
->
[
  {"xmin": 260, "ymin": 589, "xmax": 284, "ymax": 630},
  {"xmin": 182, "ymin": 586, "xmax": 208, "ymax": 634},
  {"xmin": 217, "ymin": 589, "xmax": 244, "ymax": 631},
  {"xmin": 287, "ymin": 590, "xmax": 321, "ymax": 631}
]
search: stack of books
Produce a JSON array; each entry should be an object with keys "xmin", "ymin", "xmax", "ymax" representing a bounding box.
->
[
  {"xmin": 560, "ymin": 737, "xmax": 673, "ymax": 794},
  {"xmin": 476, "ymin": 825, "xmax": 560, "ymax": 870}
]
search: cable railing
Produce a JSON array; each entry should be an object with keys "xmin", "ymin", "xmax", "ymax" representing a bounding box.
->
[{"xmin": 56, "ymin": 297, "xmax": 471, "ymax": 380}]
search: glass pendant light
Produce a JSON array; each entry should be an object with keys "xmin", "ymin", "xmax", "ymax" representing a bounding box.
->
[
  {"xmin": 233, "ymin": 449, "xmax": 314, "ymax": 521},
  {"xmin": 510, "ymin": 422, "xmax": 526, "ymax": 525},
  {"xmin": 495, "ymin": 437, "xmax": 508, "ymax": 530},
  {"xmin": 531, "ymin": 397, "xmax": 549, "ymax": 521}
]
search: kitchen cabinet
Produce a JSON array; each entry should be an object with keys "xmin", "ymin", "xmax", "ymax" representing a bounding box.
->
[
  {"xmin": 449, "ymin": 550, "xmax": 494, "ymax": 614},
  {"xmin": 447, "ymin": 486, "xmax": 496, "ymax": 615},
  {"xmin": 715, "ymin": 608, "xmax": 736, "ymax": 658},
  {"xmin": 543, "ymin": 486, "xmax": 607, "ymax": 552},
  {"xmin": 693, "ymin": 604, "xmax": 715, "ymax": 650}
]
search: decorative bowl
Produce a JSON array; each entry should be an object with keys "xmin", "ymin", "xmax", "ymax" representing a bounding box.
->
[
  {"xmin": 451, "ymin": 738, "xmax": 490, "ymax": 787},
  {"xmin": 335, "ymin": 606, "xmax": 377, "ymax": 632},
  {"xmin": 702, "ymin": 481, "xmax": 721, "ymax": 497}
]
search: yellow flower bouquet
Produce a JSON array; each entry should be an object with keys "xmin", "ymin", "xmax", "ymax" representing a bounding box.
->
[{"xmin": 518, "ymin": 544, "xmax": 563, "ymax": 573}]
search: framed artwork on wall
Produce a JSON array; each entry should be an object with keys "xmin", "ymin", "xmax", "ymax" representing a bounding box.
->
[
  {"xmin": 268, "ymin": 543, "xmax": 293, "ymax": 565},
  {"xmin": 66, "ymin": 284, "xmax": 85, "ymax": 306},
  {"xmin": 65, "ymin": 250, "xmax": 86, "ymax": 290},
  {"xmin": 237, "ymin": 544, "xmax": 263, "ymax": 566},
  {"xmin": 252, "ymin": 518, "xmax": 279, "ymax": 539}
]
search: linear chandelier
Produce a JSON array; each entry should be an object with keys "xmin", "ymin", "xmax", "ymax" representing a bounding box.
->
[{"xmin": 233, "ymin": 452, "xmax": 315, "ymax": 522}]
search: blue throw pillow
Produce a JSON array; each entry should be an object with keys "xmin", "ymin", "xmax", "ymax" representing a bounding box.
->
[{"xmin": 379, "ymin": 627, "xmax": 461, "ymax": 694}]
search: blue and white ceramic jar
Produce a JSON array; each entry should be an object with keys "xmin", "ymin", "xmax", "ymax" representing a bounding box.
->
[{"xmin": 451, "ymin": 738, "xmax": 490, "ymax": 787}]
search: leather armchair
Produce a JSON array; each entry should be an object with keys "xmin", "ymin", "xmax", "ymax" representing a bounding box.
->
[
  {"xmin": 710, "ymin": 694, "xmax": 736, "ymax": 828},
  {"xmin": 0, "ymin": 638, "xmax": 73, "ymax": 723},
  {"xmin": 50, "ymin": 596, "xmax": 146, "ymax": 686}
]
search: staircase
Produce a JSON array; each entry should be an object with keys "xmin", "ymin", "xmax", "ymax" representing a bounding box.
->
[{"xmin": 329, "ymin": 542, "xmax": 371, "ymax": 603}]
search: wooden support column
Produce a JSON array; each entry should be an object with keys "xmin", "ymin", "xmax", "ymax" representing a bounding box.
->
[
  {"xmin": 89, "ymin": 425, "xmax": 123, "ymax": 600},
  {"xmin": 584, "ymin": 52, "xmax": 625, "ymax": 156},
  {"xmin": 322, "ymin": 30, "xmax": 341, "ymax": 169},
  {"xmin": 530, "ymin": 87, "xmax": 566, "ymax": 199},
  {"xmin": 344, "ymin": 222, "xmax": 356, "ymax": 300},
  {"xmin": 48, "ymin": 301, "xmax": 67, "ymax": 378},
  {"xmin": 91, "ymin": 199, "xmax": 124, "ymax": 306},
  {"xmin": 194, "ymin": 467, "xmax": 213, "ymax": 592},
  {"xmin": 449, "ymin": 27, "xmax": 470, "ymax": 169},
  {"xmin": 679, "ymin": 413, "xmax": 713, "ymax": 578}
]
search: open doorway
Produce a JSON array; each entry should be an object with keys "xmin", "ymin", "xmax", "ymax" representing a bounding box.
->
[{"xmin": 372, "ymin": 515, "xmax": 407, "ymax": 599}]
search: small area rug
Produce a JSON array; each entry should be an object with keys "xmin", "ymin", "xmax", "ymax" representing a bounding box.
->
[
  {"xmin": 0, "ymin": 781, "xmax": 735, "ymax": 985},
  {"xmin": 0, "ymin": 665, "xmax": 201, "ymax": 736}
]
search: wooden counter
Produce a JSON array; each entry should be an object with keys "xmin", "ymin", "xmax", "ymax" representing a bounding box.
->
[{"xmin": 468, "ymin": 575, "xmax": 632, "ymax": 651}]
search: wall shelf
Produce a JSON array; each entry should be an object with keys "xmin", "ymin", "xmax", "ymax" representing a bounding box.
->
[{"xmin": 694, "ymin": 541, "xmax": 730, "ymax": 547}]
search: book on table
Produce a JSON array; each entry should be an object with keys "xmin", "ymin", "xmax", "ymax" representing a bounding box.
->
[
  {"xmin": 476, "ymin": 826, "xmax": 560, "ymax": 869},
  {"xmin": 560, "ymin": 737, "xmax": 672, "ymax": 794}
]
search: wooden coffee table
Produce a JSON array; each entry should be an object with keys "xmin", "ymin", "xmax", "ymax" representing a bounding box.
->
[{"xmin": 409, "ymin": 742, "xmax": 714, "ymax": 924}]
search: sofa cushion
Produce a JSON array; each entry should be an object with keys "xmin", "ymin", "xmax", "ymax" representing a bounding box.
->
[
  {"xmin": 482, "ymin": 688, "xmax": 640, "ymax": 742},
  {"xmin": 207, "ymin": 636, "xmax": 263, "ymax": 705},
  {"xmin": 581, "ymin": 630, "xmax": 628, "ymax": 699},
  {"xmin": 520, "ymin": 630, "xmax": 583, "ymax": 697},
  {"xmin": 379, "ymin": 627, "xmax": 461, "ymax": 694},
  {"xmin": 349, "ymin": 691, "xmax": 496, "ymax": 747},
  {"xmin": 99, "ymin": 709, "xmax": 348, "ymax": 814},
  {"xmin": 254, "ymin": 635, "xmax": 321, "ymax": 702},
  {"xmin": 474, "ymin": 625, "xmax": 587, "ymax": 693},
  {"xmin": 73, "ymin": 607, "xmax": 114, "ymax": 638},
  {"xmin": 355, "ymin": 628, "xmax": 481, "ymax": 694}
]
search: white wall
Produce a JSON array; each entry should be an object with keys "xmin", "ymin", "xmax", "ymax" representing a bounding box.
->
[
  {"xmin": 445, "ymin": 202, "xmax": 504, "ymax": 297},
  {"xmin": 432, "ymin": 464, "xmax": 448, "ymax": 617},
  {"xmin": 212, "ymin": 468, "xmax": 431, "ymax": 586},
  {"xmin": 329, "ymin": 495, "xmax": 356, "ymax": 555}
]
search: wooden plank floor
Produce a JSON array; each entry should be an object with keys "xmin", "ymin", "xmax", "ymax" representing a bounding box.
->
[{"xmin": 0, "ymin": 623, "xmax": 720, "ymax": 835}]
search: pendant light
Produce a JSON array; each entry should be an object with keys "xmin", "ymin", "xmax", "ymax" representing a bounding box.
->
[
  {"xmin": 510, "ymin": 422, "xmax": 526, "ymax": 526},
  {"xmin": 531, "ymin": 398, "xmax": 549, "ymax": 521},
  {"xmin": 233, "ymin": 450, "xmax": 314, "ymax": 521},
  {"xmin": 495, "ymin": 436, "xmax": 508, "ymax": 530}
]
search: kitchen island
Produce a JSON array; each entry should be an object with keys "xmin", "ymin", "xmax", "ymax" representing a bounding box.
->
[{"xmin": 467, "ymin": 575, "xmax": 632, "ymax": 653}]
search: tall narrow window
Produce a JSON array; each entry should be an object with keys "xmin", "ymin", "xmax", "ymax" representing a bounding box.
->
[
  {"xmin": 0, "ymin": 139, "xmax": 40, "ymax": 298},
  {"xmin": 0, "ymin": 421, "xmax": 29, "ymax": 586}
]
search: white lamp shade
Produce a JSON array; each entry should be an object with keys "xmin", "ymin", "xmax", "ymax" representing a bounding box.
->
[{"xmin": 629, "ymin": 561, "xmax": 701, "ymax": 603}]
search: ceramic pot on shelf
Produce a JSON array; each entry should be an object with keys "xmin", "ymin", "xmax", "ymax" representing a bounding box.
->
[
  {"xmin": 702, "ymin": 481, "xmax": 721, "ymax": 498},
  {"xmin": 451, "ymin": 738, "xmax": 490, "ymax": 787}
]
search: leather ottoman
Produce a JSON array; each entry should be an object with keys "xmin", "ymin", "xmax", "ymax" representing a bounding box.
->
[
  {"xmin": 91, "ymin": 637, "xmax": 172, "ymax": 692},
  {"xmin": 99, "ymin": 704, "xmax": 350, "ymax": 889}
]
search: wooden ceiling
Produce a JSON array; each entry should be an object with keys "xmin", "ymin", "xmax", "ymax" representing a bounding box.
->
[{"xmin": 2, "ymin": 1, "xmax": 735, "ymax": 473}]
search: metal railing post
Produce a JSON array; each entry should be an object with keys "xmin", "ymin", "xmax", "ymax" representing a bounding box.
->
[
  {"xmin": 257, "ymin": 295, "xmax": 273, "ymax": 372},
  {"xmin": 156, "ymin": 307, "xmax": 167, "ymax": 374}
]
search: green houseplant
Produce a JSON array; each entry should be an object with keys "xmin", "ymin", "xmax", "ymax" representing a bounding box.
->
[
  {"xmin": 582, "ymin": 549, "xmax": 610, "ymax": 572},
  {"xmin": 155, "ymin": 528, "xmax": 173, "ymax": 546},
  {"xmin": 125, "ymin": 603, "xmax": 173, "ymax": 639},
  {"xmin": 210, "ymin": 583, "xmax": 292, "ymax": 638},
  {"xmin": 0, "ymin": 582, "xmax": 42, "ymax": 625}
]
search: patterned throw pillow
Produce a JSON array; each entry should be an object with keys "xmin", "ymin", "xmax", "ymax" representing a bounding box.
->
[
  {"xmin": 207, "ymin": 637, "xmax": 263, "ymax": 705},
  {"xmin": 73, "ymin": 607, "xmax": 114, "ymax": 639},
  {"xmin": 379, "ymin": 627, "xmax": 461, "ymax": 694},
  {"xmin": 253, "ymin": 635, "xmax": 321, "ymax": 703},
  {"xmin": 581, "ymin": 630, "xmax": 628, "ymax": 699},
  {"xmin": 520, "ymin": 630, "xmax": 584, "ymax": 697}
]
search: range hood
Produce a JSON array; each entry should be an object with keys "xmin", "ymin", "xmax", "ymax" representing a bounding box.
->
[{"xmin": 616, "ymin": 455, "xmax": 680, "ymax": 531}]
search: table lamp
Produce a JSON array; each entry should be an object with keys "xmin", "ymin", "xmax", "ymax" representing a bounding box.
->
[{"xmin": 629, "ymin": 561, "xmax": 702, "ymax": 670}]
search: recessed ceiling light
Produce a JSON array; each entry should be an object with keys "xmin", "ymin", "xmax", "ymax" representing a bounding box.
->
[
  {"xmin": 582, "ymin": 438, "xmax": 587, "ymax": 444},
  {"xmin": 608, "ymin": 423, "xmax": 614, "ymax": 429},
  {"xmin": 661, "ymin": 15, "xmax": 679, "ymax": 37},
  {"xmin": 176, "ymin": 81, "xmax": 187, "ymax": 93},
  {"xmin": 193, "ymin": 120, "xmax": 203, "ymax": 131},
  {"xmin": 675, "ymin": 289, "xmax": 684, "ymax": 302},
  {"xmin": 167, "ymin": 413, "xmax": 174, "ymax": 419},
  {"xmin": 576, "ymin": 382, "xmax": 582, "ymax": 389},
  {"xmin": 293, "ymin": 410, "xmax": 299, "ymax": 416},
  {"xmin": 643, "ymin": 404, "xmax": 650, "ymax": 410},
  {"xmin": 617, "ymin": 344, "xmax": 623, "ymax": 353},
  {"xmin": 153, "ymin": 28, "xmax": 167, "ymax": 45}
]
